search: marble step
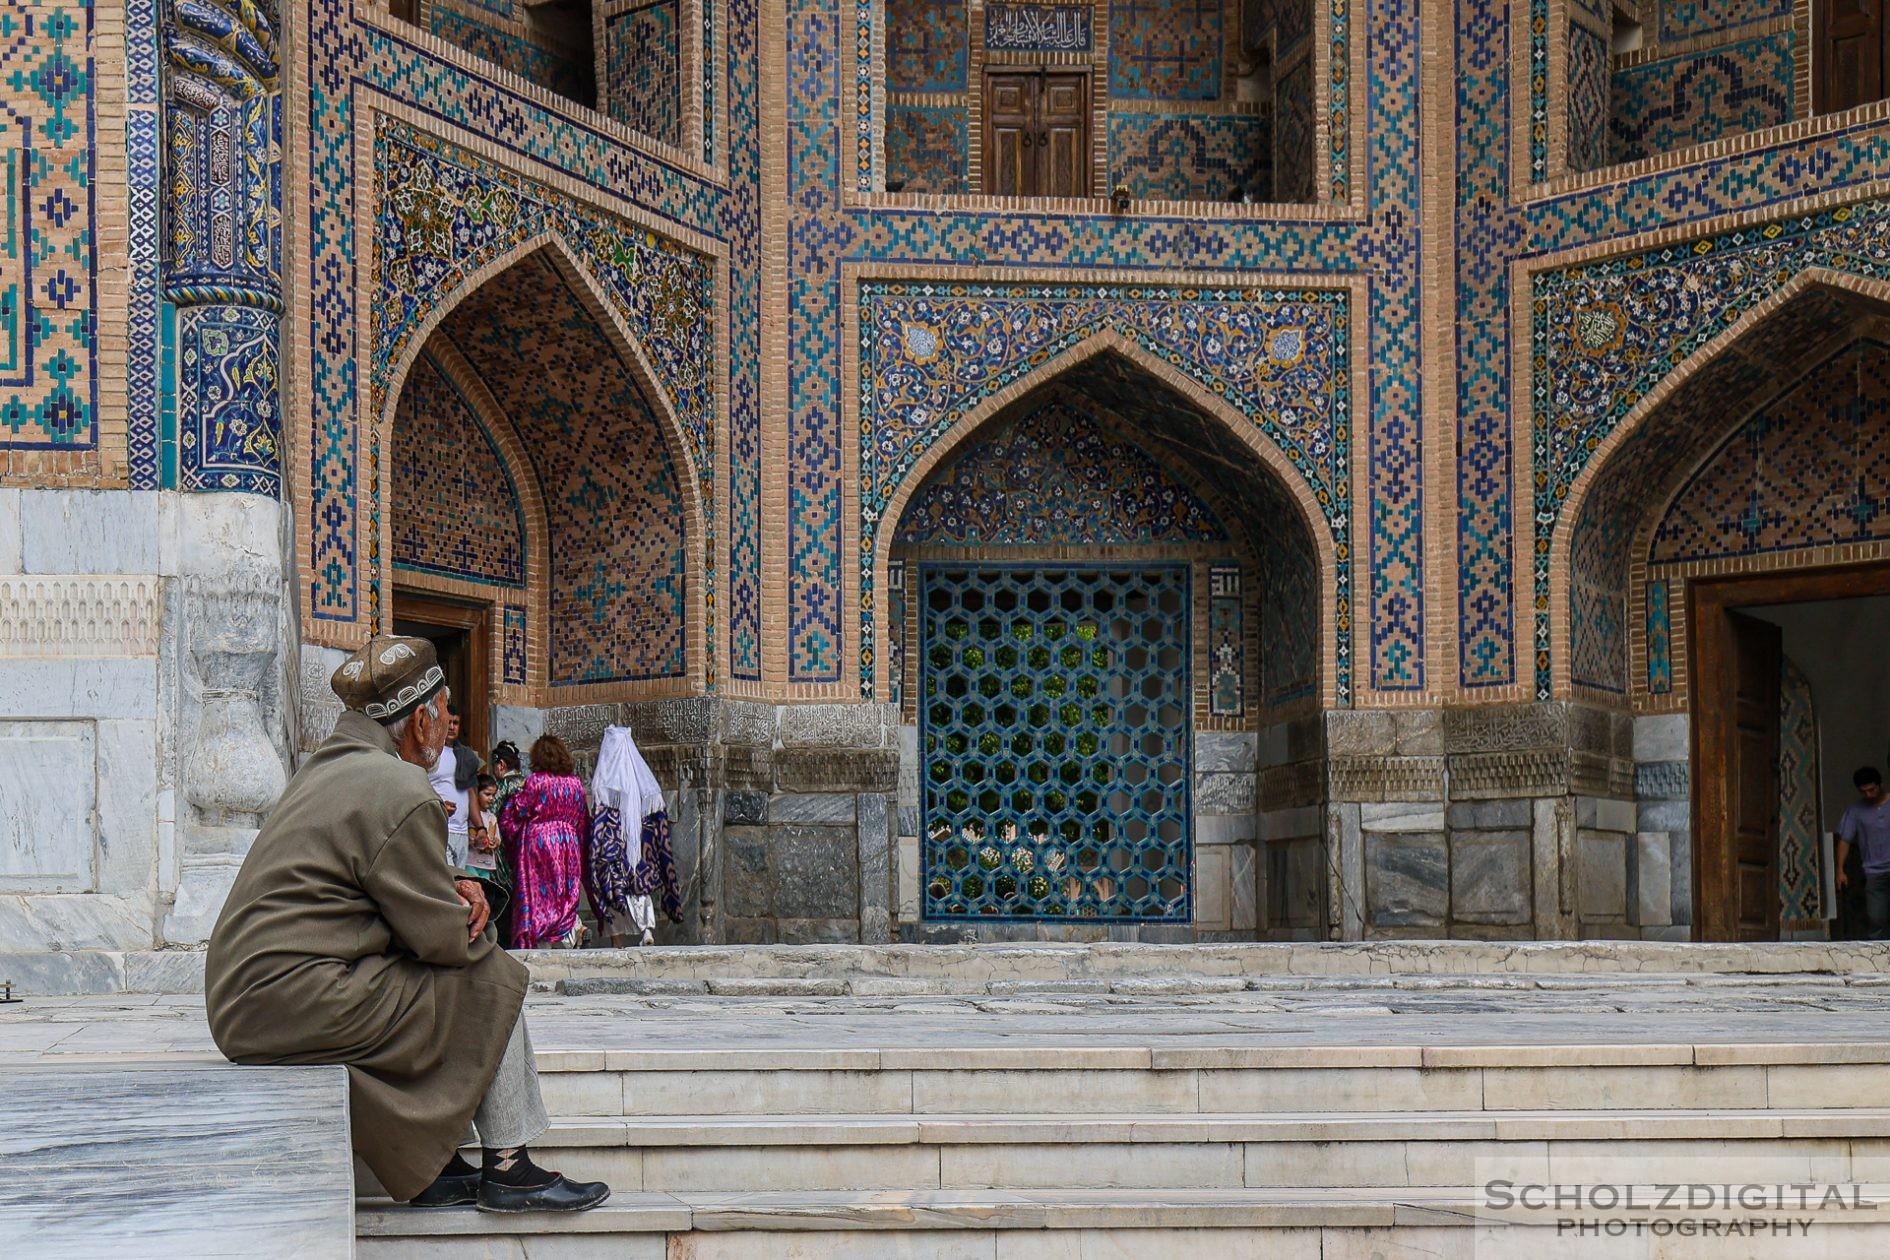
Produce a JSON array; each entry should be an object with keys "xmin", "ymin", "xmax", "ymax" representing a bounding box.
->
[
  {"xmin": 417, "ymin": 1110, "xmax": 1890, "ymax": 1196},
  {"xmin": 534, "ymin": 1051, "xmax": 1890, "ymax": 1117},
  {"xmin": 3, "ymin": 1064, "xmax": 354, "ymax": 1260},
  {"xmin": 515, "ymin": 939, "xmax": 1890, "ymax": 994},
  {"xmin": 45, "ymin": 940, "xmax": 1890, "ymax": 997},
  {"xmin": 354, "ymin": 1185, "xmax": 1890, "ymax": 1259}
]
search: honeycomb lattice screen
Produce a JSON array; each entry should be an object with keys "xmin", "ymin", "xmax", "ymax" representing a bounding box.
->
[{"xmin": 919, "ymin": 564, "xmax": 1194, "ymax": 923}]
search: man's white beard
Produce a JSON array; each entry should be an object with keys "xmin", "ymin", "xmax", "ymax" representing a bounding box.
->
[{"xmin": 417, "ymin": 743, "xmax": 442, "ymax": 769}]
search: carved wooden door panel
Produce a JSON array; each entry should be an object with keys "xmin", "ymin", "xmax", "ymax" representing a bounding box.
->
[
  {"xmin": 1037, "ymin": 73, "xmax": 1090, "ymax": 197},
  {"xmin": 982, "ymin": 69, "xmax": 1090, "ymax": 196},
  {"xmin": 1818, "ymin": 0, "xmax": 1888, "ymax": 113},
  {"xmin": 984, "ymin": 71, "xmax": 1036, "ymax": 196}
]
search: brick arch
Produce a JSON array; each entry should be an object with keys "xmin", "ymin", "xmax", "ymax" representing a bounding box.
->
[
  {"xmin": 388, "ymin": 338, "xmax": 555, "ymax": 702},
  {"xmin": 869, "ymin": 328, "xmax": 1341, "ymax": 707},
  {"xmin": 1549, "ymin": 269, "xmax": 1890, "ymax": 703},
  {"xmin": 375, "ymin": 230, "xmax": 710, "ymax": 562},
  {"xmin": 371, "ymin": 234, "xmax": 711, "ymax": 690}
]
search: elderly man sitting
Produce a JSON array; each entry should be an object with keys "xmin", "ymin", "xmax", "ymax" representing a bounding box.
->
[{"xmin": 205, "ymin": 636, "xmax": 609, "ymax": 1212}]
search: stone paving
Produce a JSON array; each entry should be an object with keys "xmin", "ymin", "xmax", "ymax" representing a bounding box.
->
[{"xmin": 10, "ymin": 975, "xmax": 1890, "ymax": 1065}]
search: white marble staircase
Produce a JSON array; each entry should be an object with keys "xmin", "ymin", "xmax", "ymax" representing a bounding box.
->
[
  {"xmin": 356, "ymin": 1036, "xmax": 1890, "ymax": 1258},
  {"xmin": 3, "ymin": 1063, "xmax": 353, "ymax": 1259}
]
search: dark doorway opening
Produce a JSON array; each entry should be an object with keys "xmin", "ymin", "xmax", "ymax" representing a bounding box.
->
[
  {"xmin": 1691, "ymin": 563, "xmax": 1890, "ymax": 941},
  {"xmin": 392, "ymin": 589, "xmax": 493, "ymax": 757}
]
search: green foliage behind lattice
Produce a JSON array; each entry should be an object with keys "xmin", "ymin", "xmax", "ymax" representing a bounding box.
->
[{"xmin": 919, "ymin": 565, "xmax": 1192, "ymax": 923}]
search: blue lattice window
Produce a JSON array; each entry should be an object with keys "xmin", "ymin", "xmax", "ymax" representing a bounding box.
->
[{"xmin": 919, "ymin": 564, "xmax": 1193, "ymax": 923}]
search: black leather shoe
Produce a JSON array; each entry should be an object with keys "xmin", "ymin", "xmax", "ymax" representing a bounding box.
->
[
  {"xmin": 477, "ymin": 1174, "xmax": 611, "ymax": 1213},
  {"xmin": 408, "ymin": 1171, "xmax": 480, "ymax": 1207}
]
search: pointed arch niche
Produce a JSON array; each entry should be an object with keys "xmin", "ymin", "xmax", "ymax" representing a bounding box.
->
[
  {"xmin": 879, "ymin": 346, "xmax": 1329, "ymax": 937},
  {"xmin": 380, "ymin": 242, "xmax": 706, "ymax": 708},
  {"xmin": 1556, "ymin": 275, "xmax": 1890, "ymax": 941}
]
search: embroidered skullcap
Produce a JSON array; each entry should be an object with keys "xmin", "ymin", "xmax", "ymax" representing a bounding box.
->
[{"xmin": 331, "ymin": 635, "xmax": 447, "ymax": 723}]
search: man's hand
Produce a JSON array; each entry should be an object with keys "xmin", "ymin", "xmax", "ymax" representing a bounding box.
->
[
  {"xmin": 1839, "ymin": 869, "xmax": 1851, "ymax": 891},
  {"xmin": 455, "ymin": 878, "xmax": 490, "ymax": 941},
  {"xmin": 442, "ymin": 800, "xmax": 457, "ymax": 818}
]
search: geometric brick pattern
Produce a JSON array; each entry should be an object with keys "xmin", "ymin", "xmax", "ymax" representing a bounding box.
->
[
  {"xmin": 886, "ymin": 0, "xmax": 966, "ymax": 92},
  {"xmin": 1110, "ymin": 0, "xmax": 1222, "ymax": 101},
  {"xmin": 1259, "ymin": 517, "xmax": 1317, "ymax": 708},
  {"xmin": 1565, "ymin": 21, "xmax": 1610, "ymax": 174},
  {"xmin": 1208, "ymin": 563, "xmax": 1243, "ymax": 717},
  {"xmin": 1108, "ymin": 113, "xmax": 1269, "ymax": 202},
  {"xmin": 1778, "ymin": 653, "xmax": 1822, "ymax": 925},
  {"xmin": 0, "ymin": 0, "xmax": 97, "ymax": 451},
  {"xmin": 126, "ymin": 0, "xmax": 163, "ymax": 486},
  {"xmin": 1645, "ymin": 579, "xmax": 1671, "ymax": 695},
  {"xmin": 430, "ymin": 2, "xmax": 589, "ymax": 103},
  {"xmin": 894, "ymin": 398, "xmax": 1229, "ymax": 546},
  {"xmin": 503, "ymin": 603, "xmax": 529, "ymax": 684},
  {"xmin": 1660, "ymin": 0, "xmax": 1792, "ymax": 42},
  {"xmin": 604, "ymin": 0, "xmax": 683, "ymax": 146},
  {"xmin": 1567, "ymin": 503, "xmax": 1630, "ymax": 694},
  {"xmin": 438, "ymin": 251, "xmax": 689, "ymax": 684},
  {"xmin": 1611, "ymin": 33, "xmax": 1795, "ymax": 166},
  {"xmin": 390, "ymin": 349, "xmax": 528, "ymax": 588},
  {"xmin": 1272, "ymin": 54, "xmax": 1315, "ymax": 203},
  {"xmin": 1651, "ymin": 340, "xmax": 1890, "ymax": 564},
  {"xmin": 885, "ymin": 105, "xmax": 966, "ymax": 195}
]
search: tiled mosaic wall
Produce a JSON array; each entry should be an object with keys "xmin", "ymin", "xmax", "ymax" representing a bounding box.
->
[
  {"xmin": 426, "ymin": 0, "xmax": 594, "ymax": 105},
  {"xmin": 1648, "ymin": 339, "xmax": 1890, "ymax": 568},
  {"xmin": 435, "ymin": 251, "xmax": 690, "ymax": 686},
  {"xmin": 601, "ymin": 0, "xmax": 683, "ymax": 145},
  {"xmin": 880, "ymin": 0, "xmax": 1276, "ymax": 201},
  {"xmin": 1243, "ymin": 0, "xmax": 1314, "ymax": 201},
  {"xmin": 1567, "ymin": 331, "xmax": 1890, "ymax": 703},
  {"xmin": 1778, "ymin": 654, "xmax": 1821, "ymax": 927},
  {"xmin": 390, "ymin": 350, "xmax": 529, "ymax": 589},
  {"xmin": 890, "ymin": 392, "xmax": 1274, "ymax": 725},
  {"xmin": 1566, "ymin": 0, "xmax": 1800, "ymax": 173},
  {"xmin": 26, "ymin": 0, "xmax": 1890, "ymax": 724},
  {"xmin": 892, "ymin": 398, "xmax": 1230, "ymax": 546},
  {"xmin": 1, "ymin": 0, "xmax": 99, "ymax": 472},
  {"xmin": 1611, "ymin": 30, "xmax": 1796, "ymax": 165}
]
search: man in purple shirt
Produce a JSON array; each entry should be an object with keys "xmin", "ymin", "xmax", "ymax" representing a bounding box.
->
[{"xmin": 1837, "ymin": 766, "xmax": 1890, "ymax": 940}]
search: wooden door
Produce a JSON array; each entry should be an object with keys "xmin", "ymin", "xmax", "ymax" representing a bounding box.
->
[
  {"xmin": 1727, "ymin": 612, "xmax": 1782, "ymax": 940},
  {"xmin": 1817, "ymin": 0, "xmax": 1889, "ymax": 113},
  {"xmin": 984, "ymin": 72, "xmax": 1036, "ymax": 196},
  {"xmin": 392, "ymin": 590, "xmax": 493, "ymax": 757},
  {"xmin": 1696, "ymin": 607, "xmax": 1782, "ymax": 941},
  {"xmin": 1037, "ymin": 73, "xmax": 1090, "ymax": 197},
  {"xmin": 982, "ymin": 69, "xmax": 1090, "ymax": 196}
]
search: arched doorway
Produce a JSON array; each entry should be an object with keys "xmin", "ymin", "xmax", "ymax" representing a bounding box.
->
[
  {"xmin": 1563, "ymin": 282, "xmax": 1890, "ymax": 941},
  {"xmin": 884, "ymin": 352, "xmax": 1324, "ymax": 939},
  {"xmin": 383, "ymin": 243, "xmax": 700, "ymax": 738}
]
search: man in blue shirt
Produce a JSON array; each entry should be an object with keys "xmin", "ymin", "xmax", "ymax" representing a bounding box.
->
[{"xmin": 1837, "ymin": 766, "xmax": 1890, "ymax": 940}]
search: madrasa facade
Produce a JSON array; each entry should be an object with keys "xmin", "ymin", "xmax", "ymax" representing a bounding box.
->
[{"xmin": 6, "ymin": 0, "xmax": 1890, "ymax": 987}]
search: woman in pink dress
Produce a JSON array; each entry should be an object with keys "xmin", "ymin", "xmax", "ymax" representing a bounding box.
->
[{"xmin": 498, "ymin": 734, "xmax": 591, "ymax": 949}]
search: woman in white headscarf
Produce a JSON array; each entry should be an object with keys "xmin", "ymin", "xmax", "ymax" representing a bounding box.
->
[{"xmin": 587, "ymin": 726, "xmax": 683, "ymax": 945}]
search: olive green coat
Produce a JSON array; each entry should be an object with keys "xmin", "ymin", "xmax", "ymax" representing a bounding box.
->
[{"xmin": 205, "ymin": 711, "xmax": 528, "ymax": 1201}]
